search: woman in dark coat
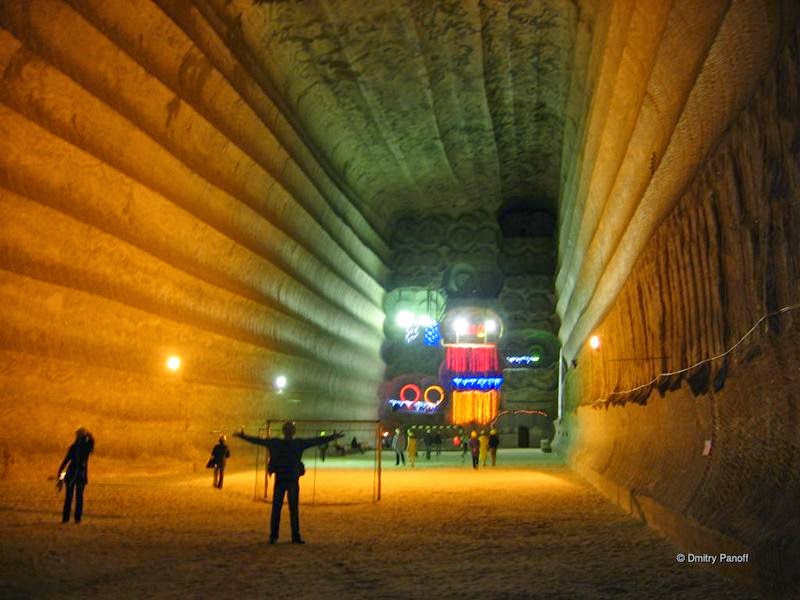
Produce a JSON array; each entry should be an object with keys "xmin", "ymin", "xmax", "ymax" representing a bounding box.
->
[
  {"xmin": 57, "ymin": 428, "xmax": 94, "ymax": 523},
  {"xmin": 210, "ymin": 434, "xmax": 231, "ymax": 489}
]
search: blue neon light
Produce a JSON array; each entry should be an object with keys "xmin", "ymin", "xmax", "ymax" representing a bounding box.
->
[
  {"xmin": 450, "ymin": 376, "xmax": 504, "ymax": 391},
  {"xmin": 423, "ymin": 323, "xmax": 441, "ymax": 346},
  {"xmin": 388, "ymin": 399, "xmax": 441, "ymax": 413},
  {"xmin": 506, "ymin": 355, "xmax": 541, "ymax": 365}
]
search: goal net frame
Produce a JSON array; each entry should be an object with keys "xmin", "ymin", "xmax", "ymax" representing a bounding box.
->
[{"xmin": 252, "ymin": 418, "xmax": 382, "ymax": 504}]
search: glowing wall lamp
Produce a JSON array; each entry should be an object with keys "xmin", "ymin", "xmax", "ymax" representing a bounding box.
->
[
  {"xmin": 166, "ymin": 355, "xmax": 182, "ymax": 372},
  {"xmin": 274, "ymin": 375, "xmax": 288, "ymax": 393},
  {"xmin": 589, "ymin": 335, "xmax": 601, "ymax": 350}
]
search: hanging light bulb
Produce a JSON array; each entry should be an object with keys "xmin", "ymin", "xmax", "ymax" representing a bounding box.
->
[
  {"xmin": 453, "ymin": 317, "xmax": 469, "ymax": 335},
  {"xmin": 396, "ymin": 311, "xmax": 415, "ymax": 329}
]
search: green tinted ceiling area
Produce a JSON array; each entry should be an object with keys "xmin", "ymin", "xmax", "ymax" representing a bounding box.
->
[
  {"xmin": 241, "ymin": 0, "xmax": 578, "ymax": 226},
  {"xmin": 226, "ymin": 0, "xmax": 792, "ymax": 357}
]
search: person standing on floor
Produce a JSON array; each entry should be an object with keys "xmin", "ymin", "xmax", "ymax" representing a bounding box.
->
[
  {"xmin": 392, "ymin": 428, "xmax": 407, "ymax": 466},
  {"xmin": 56, "ymin": 427, "xmax": 94, "ymax": 524},
  {"xmin": 468, "ymin": 430, "xmax": 480, "ymax": 469},
  {"xmin": 210, "ymin": 434, "xmax": 230, "ymax": 489},
  {"xmin": 318, "ymin": 431, "xmax": 329, "ymax": 462},
  {"xmin": 478, "ymin": 430, "xmax": 490, "ymax": 467},
  {"xmin": 433, "ymin": 431, "xmax": 442, "ymax": 456},
  {"xmin": 235, "ymin": 423, "xmax": 342, "ymax": 544},
  {"xmin": 423, "ymin": 428, "xmax": 432, "ymax": 461},
  {"xmin": 488, "ymin": 428, "xmax": 500, "ymax": 466},
  {"xmin": 407, "ymin": 431, "xmax": 418, "ymax": 468}
]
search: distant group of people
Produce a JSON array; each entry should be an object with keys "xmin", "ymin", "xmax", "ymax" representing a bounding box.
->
[
  {"xmin": 391, "ymin": 427, "xmax": 498, "ymax": 469},
  {"xmin": 453, "ymin": 429, "xmax": 500, "ymax": 469}
]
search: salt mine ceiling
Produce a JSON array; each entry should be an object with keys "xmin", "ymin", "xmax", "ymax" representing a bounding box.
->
[
  {"xmin": 229, "ymin": 0, "xmax": 792, "ymax": 356},
  {"xmin": 241, "ymin": 0, "xmax": 578, "ymax": 227}
]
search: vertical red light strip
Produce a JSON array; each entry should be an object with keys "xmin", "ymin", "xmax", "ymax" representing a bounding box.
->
[{"xmin": 445, "ymin": 346, "xmax": 500, "ymax": 374}]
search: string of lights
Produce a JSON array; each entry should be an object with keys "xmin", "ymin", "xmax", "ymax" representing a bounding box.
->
[
  {"xmin": 599, "ymin": 301, "xmax": 800, "ymax": 402},
  {"xmin": 490, "ymin": 409, "xmax": 548, "ymax": 428}
]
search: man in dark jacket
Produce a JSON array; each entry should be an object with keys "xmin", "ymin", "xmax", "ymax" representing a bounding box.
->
[
  {"xmin": 423, "ymin": 428, "xmax": 433, "ymax": 461},
  {"xmin": 210, "ymin": 434, "xmax": 230, "ymax": 489},
  {"xmin": 57, "ymin": 427, "xmax": 94, "ymax": 524},
  {"xmin": 488, "ymin": 428, "xmax": 500, "ymax": 466},
  {"xmin": 235, "ymin": 422, "xmax": 342, "ymax": 544}
]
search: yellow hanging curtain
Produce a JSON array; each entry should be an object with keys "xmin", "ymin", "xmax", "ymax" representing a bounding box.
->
[{"xmin": 451, "ymin": 390, "xmax": 499, "ymax": 425}]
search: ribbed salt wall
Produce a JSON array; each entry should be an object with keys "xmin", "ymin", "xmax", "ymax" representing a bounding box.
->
[
  {"xmin": 0, "ymin": 1, "xmax": 388, "ymax": 472},
  {"xmin": 564, "ymin": 27, "xmax": 800, "ymax": 595}
]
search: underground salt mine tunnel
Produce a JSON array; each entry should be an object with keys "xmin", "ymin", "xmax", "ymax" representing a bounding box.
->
[{"xmin": 0, "ymin": 0, "xmax": 798, "ymax": 598}]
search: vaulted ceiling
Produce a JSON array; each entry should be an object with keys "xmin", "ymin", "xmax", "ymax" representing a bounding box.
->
[
  {"xmin": 235, "ymin": 0, "xmax": 579, "ymax": 227},
  {"xmin": 227, "ymin": 0, "xmax": 794, "ymax": 357}
]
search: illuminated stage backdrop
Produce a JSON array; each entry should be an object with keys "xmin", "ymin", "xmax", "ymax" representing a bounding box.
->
[{"xmin": 445, "ymin": 345, "xmax": 502, "ymax": 424}]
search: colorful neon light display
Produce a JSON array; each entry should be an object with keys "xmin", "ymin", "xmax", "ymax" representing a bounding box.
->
[
  {"xmin": 451, "ymin": 390, "xmax": 499, "ymax": 425},
  {"xmin": 389, "ymin": 384, "xmax": 446, "ymax": 413},
  {"xmin": 445, "ymin": 346, "xmax": 499, "ymax": 373}
]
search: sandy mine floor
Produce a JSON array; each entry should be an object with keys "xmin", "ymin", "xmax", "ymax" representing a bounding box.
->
[{"xmin": 0, "ymin": 450, "xmax": 755, "ymax": 599}]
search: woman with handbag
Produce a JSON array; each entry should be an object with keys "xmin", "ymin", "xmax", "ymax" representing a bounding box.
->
[
  {"xmin": 208, "ymin": 434, "xmax": 230, "ymax": 489},
  {"xmin": 56, "ymin": 427, "xmax": 94, "ymax": 523}
]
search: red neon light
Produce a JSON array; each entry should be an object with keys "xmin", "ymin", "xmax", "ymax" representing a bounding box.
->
[
  {"xmin": 399, "ymin": 384, "xmax": 421, "ymax": 403},
  {"xmin": 445, "ymin": 346, "xmax": 499, "ymax": 373}
]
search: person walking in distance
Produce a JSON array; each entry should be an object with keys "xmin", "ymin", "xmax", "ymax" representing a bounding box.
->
[
  {"xmin": 392, "ymin": 428, "xmax": 407, "ymax": 466},
  {"xmin": 423, "ymin": 428, "xmax": 432, "ymax": 461},
  {"xmin": 478, "ymin": 430, "xmax": 490, "ymax": 467},
  {"xmin": 488, "ymin": 428, "xmax": 500, "ymax": 466},
  {"xmin": 468, "ymin": 430, "xmax": 480, "ymax": 469},
  {"xmin": 56, "ymin": 428, "xmax": 94, "ymax": 524},
  {"xmin": 210, "ymin": 434, "xmax": 230, "ymax": 489},
  {"xmin": 407, "ymin": 431, "xmax": 418, "ymax": 468},
  {"xmin": 318, "ymin": 431, "xmax": 329, "ymax": 462},
  {"xmin": 235, "ymin": 423, "xmax": 342, "ymax": 544}
]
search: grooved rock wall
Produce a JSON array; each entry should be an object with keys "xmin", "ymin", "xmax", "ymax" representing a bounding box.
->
[
  {"xmin": 557, "ymin": 0, "xmax": 798, "ymax": 360},
  {"xmin": 0, "ymin": 1, "xmax": 387, "ymax": 473},
  {"xmin": 563, "ymin": 27, "xmax": 800, "ymax": 595}
]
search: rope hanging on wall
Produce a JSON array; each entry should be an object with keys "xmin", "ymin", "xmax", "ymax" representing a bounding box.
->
[{"xmin": 598, "ymin": 302, "xmax": 800, "ymax": 403}]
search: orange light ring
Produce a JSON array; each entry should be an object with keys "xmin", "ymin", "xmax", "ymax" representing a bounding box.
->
[{"xmin": 424, "ymin": 385, "xmax": 445, "ymax": 406}]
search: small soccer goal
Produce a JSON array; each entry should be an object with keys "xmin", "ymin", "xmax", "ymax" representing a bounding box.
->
[{"xmin": 251, "ymin": 419, "xmax": 382, "ymax": 505}]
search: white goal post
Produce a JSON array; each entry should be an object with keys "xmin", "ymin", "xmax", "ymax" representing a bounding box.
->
[{"xmin": 251, "ymin": 419, "xmax": 382, "ymax": 504}]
